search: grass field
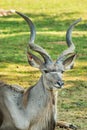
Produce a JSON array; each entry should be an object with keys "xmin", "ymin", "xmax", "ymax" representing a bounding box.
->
[{"xmin": 0, "ymin": 0, "xmax": 87, "ymax": 129}]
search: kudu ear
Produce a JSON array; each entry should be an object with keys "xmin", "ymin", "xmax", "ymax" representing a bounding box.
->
[
  {"xmin": 27, "ymin": 51, "xmax": 43, "ymax": 68},
  {"xmin": 63, "ymin": 53, "xmax": 77, "ymax": 70}
]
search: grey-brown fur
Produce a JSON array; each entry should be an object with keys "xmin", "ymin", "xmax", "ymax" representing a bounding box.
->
[
  {"xmin": 0, "ymin": 11, "xmax": 81, "ymax": 130},
  {"xmin": 0, "ymin": 78, "xmax": 56, "ymax": 130}
]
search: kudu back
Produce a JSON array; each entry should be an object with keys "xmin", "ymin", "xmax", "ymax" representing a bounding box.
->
[{"xmin": 0, "ymin": 11, "xmax": 81, "ymax": 130}]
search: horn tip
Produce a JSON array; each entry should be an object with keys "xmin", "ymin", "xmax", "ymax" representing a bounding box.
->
[
  {"xmin": 78, "ymin": 17, "xmax": 82, "ymax": 22},
  {"xmin": 10, "ymin": 9, "xmax": 15, "ymax": 13}
]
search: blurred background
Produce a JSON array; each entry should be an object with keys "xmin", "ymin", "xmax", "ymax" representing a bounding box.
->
[{"xmin": 0, "ymin": 0, "xmax": 87, "ymax": 129}]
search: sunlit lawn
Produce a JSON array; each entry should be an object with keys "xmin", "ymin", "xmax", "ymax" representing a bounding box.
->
[{"xmin": 0, "ymin": 0, "xmax": 87, "ymax": 129}]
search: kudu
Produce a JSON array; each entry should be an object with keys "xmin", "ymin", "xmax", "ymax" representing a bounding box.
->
[{"xmin": 0, "ymin": 11, "xmax": 81, "ymax": 130}]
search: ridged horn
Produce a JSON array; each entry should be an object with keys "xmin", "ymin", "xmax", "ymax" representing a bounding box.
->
[
  {"xmin": 16, "ymin": 11, "xmax": 52, "ymax": 64},
  {"xmin": 56, "ymin": 18, "xmax": 82, "ymax": 63}
]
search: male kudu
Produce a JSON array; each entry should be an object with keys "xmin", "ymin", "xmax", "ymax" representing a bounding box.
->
[{"xmin": 0, "ymin": 11, "xmax": 81, "ymax": 130}]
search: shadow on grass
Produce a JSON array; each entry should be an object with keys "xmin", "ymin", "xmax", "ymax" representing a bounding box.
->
[
  {"xmin": 0, "ymin": 11, "xmax": 86, "ymax": 31},
  {"xmin": 0, "ymin": 10, "xmax": 87, "ymax": 130},
  {"xmin": 0, "ymin": 11, "xmax": 87, "ymax": 63},
  {"xmin": 0, "ymin": 34, "xmax": 87, "ymax": 63},
  {"xmin": 59, "ymin": 80, "xmax": 87, "ymax": 112}
]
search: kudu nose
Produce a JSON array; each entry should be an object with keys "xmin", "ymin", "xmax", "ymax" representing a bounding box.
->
[{"xmin": 57, "ymin": 81, "xmax": 64, "ymax": 87}]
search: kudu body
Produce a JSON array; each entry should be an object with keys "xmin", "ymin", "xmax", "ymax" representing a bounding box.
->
[{"xmin": 0, "ymin": 11, "xmax": 81, "ymax": 130}]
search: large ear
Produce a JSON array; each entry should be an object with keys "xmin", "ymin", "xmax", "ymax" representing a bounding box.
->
[
  {"xmin": 63, "ymin": 53, "xmax": 77, "ymax": 70},
  {"xmin": 27, "ymin": 51, "xmax": 43, "ymax": 68}
]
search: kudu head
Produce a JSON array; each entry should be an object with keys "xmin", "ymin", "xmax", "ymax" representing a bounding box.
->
[{"xmin": 16, "ymin": 11, "xmax": 81, "ymax": 90}]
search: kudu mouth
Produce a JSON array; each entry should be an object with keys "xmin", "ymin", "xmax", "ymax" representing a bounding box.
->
[{"xmin": 54, "ymin": 81, "xmax": 64, "ymax": 89}]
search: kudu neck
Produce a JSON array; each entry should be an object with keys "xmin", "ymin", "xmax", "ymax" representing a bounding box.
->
[{"xmin": 38, "ymin": 75, "xmax": 50, "ymax": 92}]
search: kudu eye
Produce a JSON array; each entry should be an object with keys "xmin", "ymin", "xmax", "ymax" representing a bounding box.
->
[
  {"xmin": 61, "ymin": 70, "xmax": 64, "ymax": 74},
  {"xmin": 44, "ymin": 70, "xmax": 49, "ymax": 73}
]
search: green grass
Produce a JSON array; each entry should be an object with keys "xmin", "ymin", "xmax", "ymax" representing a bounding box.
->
[{"xmin": 0, "ymin": 0, "xmax": 87, "ymax": 130}]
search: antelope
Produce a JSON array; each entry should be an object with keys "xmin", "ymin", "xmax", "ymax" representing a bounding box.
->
[
  {"xmin": 0, "ymin": 9, "xmax": 13, "ymax": 16},
  {"xmin": 0, "ymin": 11, "xmax": 81, "ymax": 130}
]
